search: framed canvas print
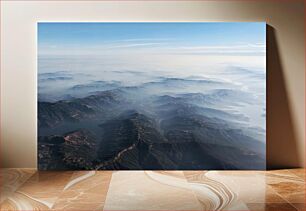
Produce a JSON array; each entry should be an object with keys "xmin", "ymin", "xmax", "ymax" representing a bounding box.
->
[{"xmin": 38, "ymin": 22, "xmax": 266, "ymax": 170}]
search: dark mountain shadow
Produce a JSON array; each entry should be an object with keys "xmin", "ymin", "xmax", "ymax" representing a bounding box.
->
[{"xmin": 266, "ymin": 25, "xmax": 300, "ymax": 169}]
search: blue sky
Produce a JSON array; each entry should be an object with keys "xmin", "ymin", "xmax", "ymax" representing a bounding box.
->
[
  {"xmin": 38, "ymin": 22, "xmax": 266, "ymax": 130},
  {"xmin": 38, "ymin": 22, "xmax": 266, "ymax": 56}
]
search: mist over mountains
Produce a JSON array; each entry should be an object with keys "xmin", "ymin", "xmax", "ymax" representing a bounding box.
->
[{"xmin": 38, "ymin": 64, "xmax": 266, "ymax": 170}]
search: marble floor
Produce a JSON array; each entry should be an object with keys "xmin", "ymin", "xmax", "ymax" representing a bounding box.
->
[{"xmin": 0, "ymin": 169, "xmax": 304, "ymax": 211}]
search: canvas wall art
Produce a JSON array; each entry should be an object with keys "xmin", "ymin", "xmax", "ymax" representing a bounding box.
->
[{"xmin": 38, "ymin": 22, "xmax": 266, "ymax": 170}]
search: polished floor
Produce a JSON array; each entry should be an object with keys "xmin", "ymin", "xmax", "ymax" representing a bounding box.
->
[{"xmin": 0, "ymin": 169, "xmax": 304, "ymax": 211}]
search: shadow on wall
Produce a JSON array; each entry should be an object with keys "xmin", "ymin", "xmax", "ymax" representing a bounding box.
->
[{"xmin": 266, "ymin": 25, "xmax": 299, "ymax": 169}]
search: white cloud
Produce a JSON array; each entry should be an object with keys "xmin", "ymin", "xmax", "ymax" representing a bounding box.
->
[
  {"xmin": 104, "ymin": 42, "xmax": 165, "ymax": 49},
  {"xmin": 39, "ymin": 42, "xmax": 265, "ymax": 57},
  {"xmin": 103, "ymin": 38, "xmax": 171, "ymax": 43}
]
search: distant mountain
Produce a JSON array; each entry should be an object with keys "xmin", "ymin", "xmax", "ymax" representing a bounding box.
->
[
  {"xmin": 38, "ymin": 129, "xmax": 97, "ymax": 170},
  {"xmin": 69, "ymin": 80, "xmax": 121, "ymax": 93},
  {"xmin": 94, "ymin": 110, "xmax": 265, "ymax": 170},
  {"xmin": 153, "ymin": 96, "xmax": 249, "ymax": 123},
  {"xmin": 39, "ymin": 76, "xmax": 73, "ymax": 82},
  {"xmin": 139, "ymin": 77, "xmax": 230, "ymax": 92},
  {"xmin": 38, "ymin": 78, "xmax": 265, "ymax": 170},
  {"xmin": 38, "ymin": 100, "xmax": 95, "ymax": 128},
  {"xmin": 178, "ymin": 89, "xmax": 256, "ymax": 106},
  {"xmin": 99, "ymin": 77, "xmax": 235, "ymax": 97},
  {"xmin": 224, "ymin": 66, "xmax": 266, "ymax": 80},
  {"xmin": 39, "ymin": 107, "xmax": 265, "ymax": 170},
  {"xmin": 38, "ymin": 89, "xmax": 125, "ymax": 128}
]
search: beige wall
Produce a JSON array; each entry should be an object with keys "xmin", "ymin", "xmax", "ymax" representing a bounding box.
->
[{"xmin": 1, "ymin": 0, "xmax": 304, "ymax": 168}]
